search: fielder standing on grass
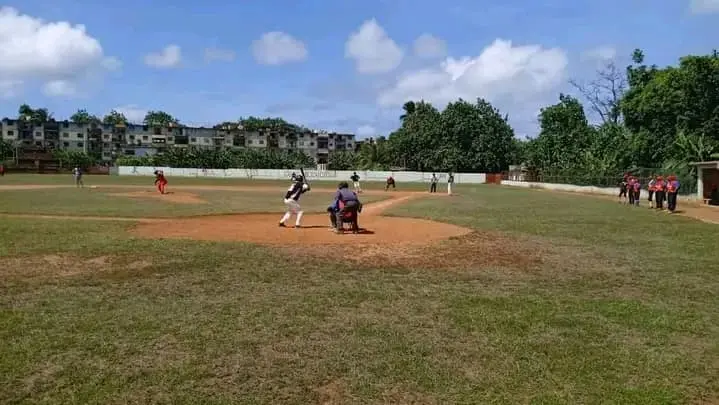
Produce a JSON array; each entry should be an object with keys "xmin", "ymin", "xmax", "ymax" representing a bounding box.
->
[
  {"xmin": 447, "ymin": 172, "xmax": 454, "ymax": 195},
  {"xmin": 279, "ymin": 174, "xmax": 310, "ymax": 228},
  {"xmin": 351, "ymin": 171, "xmax": 362, "ymax": 193},
  {"xmin": 73, "ymin": 167, "xmax": 84, "ymax": 188},
  {"xmin": 429, "ymin": 173, "xmax": 438, "ymax": 193}
]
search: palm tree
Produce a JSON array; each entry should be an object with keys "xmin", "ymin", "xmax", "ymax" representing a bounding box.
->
[{"xmin": 399, "ymin": 101, "xmax": 416, "ymax": 122}]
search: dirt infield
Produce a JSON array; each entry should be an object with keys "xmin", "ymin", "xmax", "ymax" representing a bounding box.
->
[{"xmin": 130, "ymin": 192, "xmax": 472, "ymax": 245}]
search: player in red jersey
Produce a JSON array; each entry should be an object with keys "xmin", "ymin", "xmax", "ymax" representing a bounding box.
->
[{"xmin": 154, "ymin": 170, "xmax": 168, "ymax": 194}]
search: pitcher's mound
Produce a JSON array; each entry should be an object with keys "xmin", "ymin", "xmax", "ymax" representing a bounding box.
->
[
  {"xmin": 130, "ymin": 213, "xmax": 471, "ymax": 245},
  {"xmin": 109, "ymin": 190, "xmax": 206, "ymax": 204}
]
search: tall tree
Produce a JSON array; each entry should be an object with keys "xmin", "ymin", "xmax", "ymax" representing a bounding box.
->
[
  {"xmin": 239, "ymin": 117, "xmax": 299, "ymax": 131},
  {"xmin": 144, "ymin": 111, "xmax": 180, "ymax": 126},
  {"xmin": 621, "ymin": 50, "xmax": 719, "ymax": 163},
  {"xmin": 391, "ymin": 101, "xmax": 441, "ymax": 170},
  {"xmin": 0, "ymin": 139, "xmax": 13, "ymax": 161},
  {"xmin": 102, "ymin": 110, "xmax": 128, "ymax": 125},
  {"xmin": 399, "ymin": 101, "xmax": 416, "ymax": 122},
  {"xmin": 70, "ymin": 109, "xmax": 100, "ymax": 124},
  {"xmin": 570, "ymin": 61, "xmax": 626, "ymax": 125},
  {"xmin": 438, "ymin": 98, "xmax": 516, "ymax": 172},
  {"xmin": 526, "ymin": 94, "xmax": 593, "ymax": 171},
  {"xmin": 357, "ymin": 137, "xmax": 393, "ymax": 170},
  {"xmin": 18, "ymin": 104, "xmax": 52, "ymax": 123}
]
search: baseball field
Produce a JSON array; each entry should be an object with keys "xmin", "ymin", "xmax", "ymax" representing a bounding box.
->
[{"xmin": 1, "ymin": 174, "xmax": 718, "ymax": 404}]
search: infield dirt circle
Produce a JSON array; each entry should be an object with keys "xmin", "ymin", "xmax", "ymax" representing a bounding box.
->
[{"xmin": 130, "ymin": 189, "xmax": 473, "ymax": 245}]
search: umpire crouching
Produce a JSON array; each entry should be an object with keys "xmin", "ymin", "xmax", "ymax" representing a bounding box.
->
[{"xmin": 332, "ymin": 181, "xmax": 362, "ymax": 234}]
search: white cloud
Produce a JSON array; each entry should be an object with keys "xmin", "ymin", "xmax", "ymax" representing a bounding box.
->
[
  {"xmin": 413, "ymin": 34, "xmax": 446, "ymax": 59},
  {"xmin": 42, "ymin": 80, "xmax": 76, "ymax": 97},
  {"xmin": 101, "ymin": 56, "xmax": 122, "ymax": 71},
  {"xmin": 251, "ymin": 32, "xmax": 307, "ymax": 65},
  {"xmin": 581, "ymin": 45, "xmax": 616, "ymax": 62},
  {"xmin": 112, "ymin": 105, "xmax": 147, "ymax": 124},
  {"xmin": 204, "ymin": 47, "xmax": 236, "ymax": 63},
  {"xmin": 690, "ymin": 0, "xmax": 719, "ymax": 13},
  {"xmin": 0, "ymin": 7, "xmax": 119, "ymax": 98},
  {"xmin": 144, "ymin": 45, "xmax": 181, "ymax": 68},
  {"xmin": 378, "ymin": 39, "xmax": 568, "ymax": 109},
  {"xmin": 345, "ymin": 19, "xmax": 403, "ymax": 74},
  {"xmin": 356, "ymin": 125, "xmax": 376, "ymax": 137}
]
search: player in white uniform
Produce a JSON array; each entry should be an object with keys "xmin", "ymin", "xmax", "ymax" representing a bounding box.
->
[
  {"xmin": 279, "ymin": 175, "xmax": 310, "ymax": 228},
  {"xmin": 73, "ymin": 167, "xmax": 84, "ymax": 188}
]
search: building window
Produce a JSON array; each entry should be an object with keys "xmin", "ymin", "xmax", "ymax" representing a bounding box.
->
[
  {"xmin": 63, "ymin": 142, "xmax": 69, "ymax": 148},
  {"xmin": 77, "ymin": 142, "xmax": 84, "ymax": 148},
  {"xmin": 142, "ymin": 135, "xmax": 148, "ymax": 140},
  {"xmin": 153, "ymin": 127, "xmax": 161, "ymax": 135},
  {"xmin": 7, "ymin": 130, "xmax": 13, "ymax": 136},
  {"xmin": 77, "ymin": 133, "xmax": 84, "ymax": 138},
  {"xmin": 103, "ymin": 134, "xmax": 110, "ymax": 140},
  {"xmin": 258, "ymin": 140, "xmax": 264, "ymax": 144},
  {"xmin": 248, "ymin": 140, "xmax": 252, "ymax": 145},
  {"xmin": 310, "ymin": 142, "xmax": 315, "ymax": 146},
  {"xmin": 191, "ymin": 137, "xmax": 197, "ymax": 143},
  {"xmin": 63, "ymin": 132, "xmax": 69, "ymax": 138},
  {"xmin": 168, "ymin": 136, "xmax": 174, "ymax": 142},
  {"xmin": 35, "ymin": 141, "xmax": 42, "ymax": 146},
  {"xmin": 129, "ymin": 135, "xmax": 135, "ymax": 140}
]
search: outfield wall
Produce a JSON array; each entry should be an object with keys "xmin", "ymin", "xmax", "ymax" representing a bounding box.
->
[
  {"xmin": 117, "ymin": 166, "xmax": 488, "ymax": 184},
  {"xmin": 501, "ymin": 180, "xmax": 701, "ymax": 200}
]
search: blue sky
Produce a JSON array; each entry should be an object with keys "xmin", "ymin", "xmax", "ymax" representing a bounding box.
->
[{"xmin": 0, "ymin": 0, "xmax": 717, "ymax": 138}]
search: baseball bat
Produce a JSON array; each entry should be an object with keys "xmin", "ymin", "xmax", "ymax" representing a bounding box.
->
[{"xmin": 300, "ymin": 168, "xmax": 310, "ymax": 188}]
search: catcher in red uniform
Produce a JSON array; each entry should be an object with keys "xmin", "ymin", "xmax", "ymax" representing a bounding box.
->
[{"xmin": 154, "ymin": 170, "xmax": 168, "ymax": 194}]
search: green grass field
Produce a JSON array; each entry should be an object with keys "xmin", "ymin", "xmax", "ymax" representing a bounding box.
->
[{"xmin": 1, "ymin": 175, "xmax": 718, "ymax": 404}]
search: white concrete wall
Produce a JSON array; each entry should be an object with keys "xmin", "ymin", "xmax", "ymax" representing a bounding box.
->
[
  {"xmin": 117, "ymin": 166, "xmax": 487, "ymax": 184},
  {"xmin": 501, "ymin": 180, "xmax": 701, "ymax": 200}
]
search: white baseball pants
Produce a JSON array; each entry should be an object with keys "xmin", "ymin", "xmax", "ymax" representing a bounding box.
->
[{"xmin": 280, "ymin": 198, "xmax": 303, "ymax": 226}]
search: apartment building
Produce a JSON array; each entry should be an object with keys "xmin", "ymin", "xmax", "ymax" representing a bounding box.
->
[{"xmin": 0, "ymin": 119, "xmax": 356, "ymax": 163}]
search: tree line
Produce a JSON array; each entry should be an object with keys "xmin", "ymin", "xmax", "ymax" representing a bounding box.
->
[
  {"xmin": 329, "ymin": 48, "xmax": 719, "ymax": 192},
  {"xmin": 2, "ymin": 48, "xmax": 718, "ymax": 188}
]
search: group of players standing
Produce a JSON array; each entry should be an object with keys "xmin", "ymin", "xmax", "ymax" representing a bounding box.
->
[
  {"xmin": 353, "ymin": 171, "xmax": 455, "ymax": 195},
  {"xmin": 618, "ymin": 173, "xmax": 681, "ymax": 213}
]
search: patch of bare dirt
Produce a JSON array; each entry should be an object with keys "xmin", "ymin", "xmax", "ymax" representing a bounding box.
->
[
  {"xmin": 288, "ymin": 231, "xmax": 545, "ymax": 271},
  {"xmin": 316, "ymin": 380, "xmax": 348, "ymax": 405},
  {"xmin": 108, "ymin": 190, "xmax": 207, "ymax": 204},
  {"xmin": 0, "ymin": 255, "xmax": 160, "ymax": 282}
]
